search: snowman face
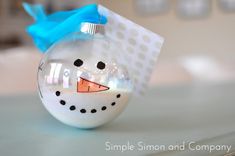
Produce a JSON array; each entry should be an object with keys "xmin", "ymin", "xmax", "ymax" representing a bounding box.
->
[
  {"xmin": 38, "ymin": 50, "xmax": 132, "ymax": 128},
  {"xmin": 74, "ymin": 59, "xmax": 109, "ymax": 93}
]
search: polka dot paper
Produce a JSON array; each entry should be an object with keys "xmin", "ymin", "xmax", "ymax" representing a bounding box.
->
[{"xmin": 99, "ymin": 5, "xmax": 164, "ymax": 95}]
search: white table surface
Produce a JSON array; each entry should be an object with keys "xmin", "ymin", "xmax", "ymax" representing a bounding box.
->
[{"xmin": 0, "ymin": 82, "xmax": 235, "ymax": 156}]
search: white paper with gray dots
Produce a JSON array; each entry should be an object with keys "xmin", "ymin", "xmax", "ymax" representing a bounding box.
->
[{"xmin": 99, "ymin": 5, "xmax": 164, "ymax": 96}]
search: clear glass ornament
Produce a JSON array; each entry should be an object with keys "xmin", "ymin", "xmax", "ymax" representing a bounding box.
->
[{"xmin": 37, "ymin": 23, "xmax": 133, "ymax": 128}]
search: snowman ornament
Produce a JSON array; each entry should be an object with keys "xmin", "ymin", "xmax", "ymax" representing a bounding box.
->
[
  {"xmin": 37, "ymin": 22, "xmax": 133, "ymax": 128},
  {"xmin": 24, "ymin": 3, "xmax": 164, "ymax": 129}
]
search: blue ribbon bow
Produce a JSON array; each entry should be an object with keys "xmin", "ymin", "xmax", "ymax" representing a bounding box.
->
[{"xmin": 23, "ymin": 3, "xmax": 107, "ymax": 53}]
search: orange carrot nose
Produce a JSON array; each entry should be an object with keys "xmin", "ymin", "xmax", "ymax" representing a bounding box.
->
[{"xmin": 77, "ymin": 77, "xmax": 109, "ymax": 93}]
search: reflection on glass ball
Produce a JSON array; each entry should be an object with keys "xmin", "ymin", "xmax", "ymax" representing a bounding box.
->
[{"xmin": 37, "ymin": 36, "xmax": 133, "ymax": 128}]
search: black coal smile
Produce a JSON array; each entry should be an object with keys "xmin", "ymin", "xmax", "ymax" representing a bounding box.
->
[{"xmin": 55, "ymin": 91, "xmax": 121, "ymax": 114}]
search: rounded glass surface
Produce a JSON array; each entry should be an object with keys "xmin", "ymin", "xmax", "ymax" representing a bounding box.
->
[{"xmin": 37, "ymin": 36, "xmax": 133, "ymax": 128}]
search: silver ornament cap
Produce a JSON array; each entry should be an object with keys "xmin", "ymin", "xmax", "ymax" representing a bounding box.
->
[{"xmin": 80, "ymin": 22, "xmax": 105, "ymax": 35}]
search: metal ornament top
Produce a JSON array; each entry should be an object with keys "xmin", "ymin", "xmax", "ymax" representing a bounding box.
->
[{"xmin": 80, "ymin": 22, "xmax": 105, "ymax": 35}]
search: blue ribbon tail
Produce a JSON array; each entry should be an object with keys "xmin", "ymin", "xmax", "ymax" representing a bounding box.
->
[{"xmin": 22, "ymin": 2, "xmax": 47, "ymax": 21}]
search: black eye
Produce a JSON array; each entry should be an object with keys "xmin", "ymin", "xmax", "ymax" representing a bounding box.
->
[
  {"xmin": 97, "ymin": 61, "xmax": 105, "ymax": 70},
  {"xmin": 74, "ymin": 59, "xmax": 83, "ymax": 67}
]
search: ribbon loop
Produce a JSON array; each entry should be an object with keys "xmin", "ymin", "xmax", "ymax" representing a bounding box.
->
[{"xmin": 23, "ymin": 3, "xmax": 107, "ymax": 53}]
